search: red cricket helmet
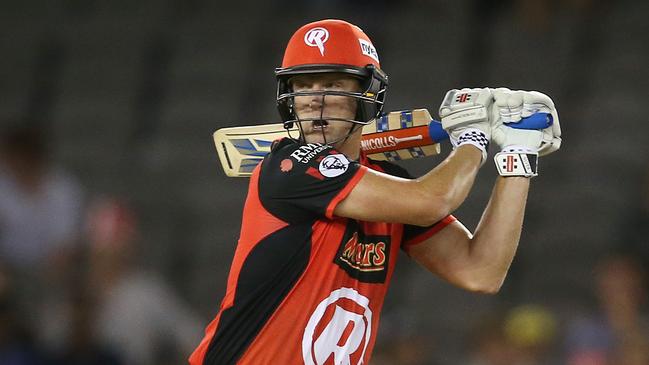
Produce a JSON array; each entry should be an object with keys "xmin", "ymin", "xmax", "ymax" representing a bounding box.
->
[{"xmin": 275, "ymin": 19, "xmax": 389, "ymax": 128}]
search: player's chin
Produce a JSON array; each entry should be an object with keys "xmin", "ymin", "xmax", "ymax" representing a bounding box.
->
[
  {"xmin": 301, "ymin": 131, "xmax": 326, "ymax": 144},
  {"xmin": 303, "ymin": 131, "xmax": 344, "ymax": 145}
]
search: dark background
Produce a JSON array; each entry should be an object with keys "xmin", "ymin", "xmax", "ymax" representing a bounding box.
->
[{"xmin": 1, "ymin": 0, "xmax": 648, "ymax": 364}]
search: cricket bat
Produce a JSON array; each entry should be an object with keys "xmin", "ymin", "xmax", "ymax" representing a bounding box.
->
[{"xmin": 213, "ymin": 109, "xmax": 551, "ymax": 177}]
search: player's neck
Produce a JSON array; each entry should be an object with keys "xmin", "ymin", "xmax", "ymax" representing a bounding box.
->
[{"xmin": 333, "ymin": 130, "xmax": 362, "ymax": 161}]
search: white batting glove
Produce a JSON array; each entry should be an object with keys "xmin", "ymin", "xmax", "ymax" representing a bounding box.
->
[
  {"xmin": 438, "ymin": 88, "xmax": 492, "ymax": 164},
  {"xmin": 491, "ymin": 88, "xmax": 562, "ymax": 156},
  {"xmin": 490, "ymin": 88, "xmax": 562, "ymax": 177}
]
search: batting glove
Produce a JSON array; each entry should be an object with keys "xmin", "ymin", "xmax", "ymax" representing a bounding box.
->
[
  {"xmin": 439, "ymin": 88, "xmax": 492, "ymax": 164},
  {"xmin": 490, "ymin": 88, "xmax": 562, "ymax": 177}
]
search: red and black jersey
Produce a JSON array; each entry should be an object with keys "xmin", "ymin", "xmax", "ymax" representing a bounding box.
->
[{"xmin": 190, "ymin": 138, "xmax": 455, "ymax": 365}]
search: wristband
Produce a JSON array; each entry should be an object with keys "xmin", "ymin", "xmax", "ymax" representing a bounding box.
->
[
  {"xmin": 454, "ymin": 128, "xmax": 489, "ymax": 164},
  {"xmin": 494, "ymin": 147, "xmax": 538, "ymax": 177}
]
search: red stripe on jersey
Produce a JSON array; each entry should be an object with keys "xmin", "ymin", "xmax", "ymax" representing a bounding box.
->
[
  {"xmin": 325, "ymin": 166, "xmax": 368, "ymax": 219},
  {"xmin": 401, "ymin": 215, "xmax": 457, "ymax": 252},
  {"xmin": 189, "ymin": 164, "xmax": 290, "ymax": 365},
  {"xmin": 306, "ymin": 166, "xmax": 325, "ymax": 180},
  {"xmin": 236, "ymin": 219, "xmax": 352, "ymax": 363},
  {"xmin": 227, "ymin": 166, "xmax": 289, "ymax": 306},
  {"xmin": 189, "ymin": 312, "xmax": 222, "ymax": 365}
]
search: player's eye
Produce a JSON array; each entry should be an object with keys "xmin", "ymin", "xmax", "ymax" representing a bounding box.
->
[
  {"xmin": 290, "ymin": 77, "xmax": 314, "ymax": 91},
  {"xmin": 291, "ymin": 82, "xmax": 307, "ymax": 91},
  {"xmin": 324, "ymin": 81, "xmax": 344, "ymax": 90}
]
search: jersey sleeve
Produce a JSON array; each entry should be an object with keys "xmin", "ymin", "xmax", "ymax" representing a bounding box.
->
[
  {"xmin": 258, "ymin": 139, "xmax": 367, "ymax": 223},
  {"xmin": 401, "ymin": 215, "xmax": 457, "ymax": 253}
]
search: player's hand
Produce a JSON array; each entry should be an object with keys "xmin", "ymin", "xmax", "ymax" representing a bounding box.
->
[
  {"xmin": 491, "ymin": 88, "xmax": 562, "ymax": 156},
  {"xmin": 439, "ymin": 88, "xmax": 492, "ymax": 164},
  {"xmin": 490, "ymin": 88, "xmax": 562, "ymax": 177}
]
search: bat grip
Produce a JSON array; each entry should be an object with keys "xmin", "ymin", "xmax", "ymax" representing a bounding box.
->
[
  {"xmin": 507, "ymin": 112, "xmax": 553, "ymax": 129},
  {"xmin": 428, "ymin": 113, "xmax": 553, "ymax": 141},
  {"xmin": 428, "ymin": 120, "xmax": 449, "ymax": 141}
]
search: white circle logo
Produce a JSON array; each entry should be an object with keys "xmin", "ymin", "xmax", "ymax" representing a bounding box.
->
[
  {"xmin": 302, "ymin": 288, "xmax": 373, "ymax": 365},
  {"xmin": 318, "ymin": 154, "xmax": 349, "ymax": 178},
  {"xmin": 304, "ymin": 27, "xmax": 329, "ymax": 56}
]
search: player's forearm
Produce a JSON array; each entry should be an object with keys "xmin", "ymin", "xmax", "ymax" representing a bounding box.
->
[
  {"xmin": 415, "ymin": 145, "xmax": 482, "ymax": 222},
  {"xmin": 468, "ymin": 176, "xmax": 530, "ymax": 292}
]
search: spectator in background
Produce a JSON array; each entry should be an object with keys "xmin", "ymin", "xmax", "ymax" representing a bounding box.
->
[
  {"xmin": 466, "ymin": 305, "xmax": 558, "ymax": 365},
  {"xmin": 370, "ymin": 332, "xmax": 437, "ymax": 365},
  {"xmin": 50, "ymin": 286, "xmax": 123, "ymax": 365},
  {"xmin": 564, "ymin": 254, "xmax": 649, "ymax": 365},
  {"xmin": 0, "ymin": 124, "xmax": 84, "ymax": 271},
  {"xmin": 0, "ymin": 123, "xmax": 85, "ymax": 353},
  {"xmin": 466, "ymin": 313, "xmax": 516, "ymax": 365},
  {"xmin": 502, "ymin": 305, "xmax": 559, "ymax": 364},
  {"xmin": 85, "ymin": 197, "xmax": 203, "ymax": 365}
]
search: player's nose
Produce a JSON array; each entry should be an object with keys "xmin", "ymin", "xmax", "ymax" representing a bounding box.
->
[{"xmin": 308, "ymin": 95, "xmax": 324, "ymax": 109}]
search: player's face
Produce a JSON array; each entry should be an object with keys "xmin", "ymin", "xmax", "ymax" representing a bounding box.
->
[{"xmin": 291, "ymin": 73, "xmax": 360, "ymax": 145}]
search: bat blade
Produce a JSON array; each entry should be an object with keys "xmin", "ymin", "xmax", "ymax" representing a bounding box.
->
[
  {"xmin": 213, "ymin": 109, "xmax": 441, "ymax": 177},
  {"xmin": 213, "ymin": 123, "xmax": 294, "ymax": 177}
]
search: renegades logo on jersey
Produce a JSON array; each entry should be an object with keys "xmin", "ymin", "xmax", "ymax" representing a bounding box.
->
[
  {"xmin": 334, "ymin": 222, "xmax": 390, "ymax": 283},
  {"xmin": 302, "ymin": 287, "xmax": 372, "ymax": 365}
]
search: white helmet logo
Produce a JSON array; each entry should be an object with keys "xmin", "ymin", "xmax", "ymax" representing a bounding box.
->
[{"xmin": 304, "ymin": 27, "xmax": 329, "ymax": 56}]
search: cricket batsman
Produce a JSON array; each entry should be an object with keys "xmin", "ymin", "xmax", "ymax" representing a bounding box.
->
[{"xmin": 190, "ymin": 18, "xmax": 561, "ymax": 365}]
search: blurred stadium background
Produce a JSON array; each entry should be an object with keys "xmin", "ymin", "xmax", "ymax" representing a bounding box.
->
[{"xmin": 0, "ymin": 0, "xmax": 648, "ymax": 364}]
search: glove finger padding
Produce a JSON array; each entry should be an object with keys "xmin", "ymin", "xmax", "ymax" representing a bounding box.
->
[
  {"xmin": 521, "ymin": 91, "xmax": 554, "ymax": 118},
  {"xmin": 519, "ymin": 90, "xmax": 562, "ymax": 156},
  {"xmin": 539, "ymin": 107, "xmax": 562, "ymax": 156},
  {"xmin": 439, "ymin": 88, "xmax": 493, "ymax": 164},
  {"xmin": 492, "ymin": 89, "xmax": 562, "ymax": 156},
  {"xmin": 493, "ymin": 88, "xmax": 525, "ymax": 123}
]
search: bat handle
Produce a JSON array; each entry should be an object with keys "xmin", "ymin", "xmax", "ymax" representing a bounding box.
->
[
  {"xmin": 507, "ymin": 112, "xmax": 553, "ymax": 129},
  {"xmin": 427, "ymin": 113, "xmax": 553, "ymax": 142},
  {"xmin": 428, "ymin": 120, "xmax": 449, "ymax": 142}
]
